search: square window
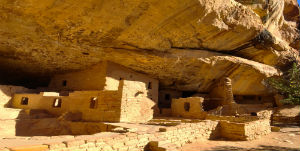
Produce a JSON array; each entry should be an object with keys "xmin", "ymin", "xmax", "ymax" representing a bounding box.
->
[
  {"xmin": 184, "ymin": 102, "xmax": 190, "ymax": 112},
  {"xmin": 21, "ymin": 97, "xmax": 29, "ymax": 105},
  {"xmin": 165, "ymin": 94, "xmax": 170, "ymax": 101},
  {"xmin": 62, "ymin": 80, "xmax": 67, "ymax": 86}
]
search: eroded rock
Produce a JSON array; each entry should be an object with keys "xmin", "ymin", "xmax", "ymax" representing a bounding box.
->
[{"xmin": 0, "ymin": 0, "xmax": 299, "ymax": 94}]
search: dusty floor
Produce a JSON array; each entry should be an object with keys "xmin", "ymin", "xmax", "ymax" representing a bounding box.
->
[{"xmin": 181, "ymin": 125, "xmax": 300, "ymax": 151}]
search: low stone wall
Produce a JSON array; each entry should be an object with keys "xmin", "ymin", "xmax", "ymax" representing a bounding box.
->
[
  {"xmin": 0, "ymin": 118, "xmax": 272, "ymax": 150},
  {"xmin": 207, "ymin": 115, "xmax": 271, "ymax": 141},
  {"xmin": 244, "ymin": 119, "xmax": 271, "ymax": 140},
  {"xmin": 219, "ymin": 121, "xmax": 246, "ymax": 140},
  {"xmin": 1, "ymin": 118, "xmax": 119, "ymax": 137},
  {"xmin": 1, "ymin": 120, "xmax": 219, "ymax": 151},
  {"xmin": 219, "ymin": 119, "xmax": 271, "ymax": 141},
  {"xmin": 272, "ymin": 105, "xmax": 300, "ymax": 125},
  {"xmin": 272, "ymin": 116, "xmax": 300, "ymax": 124}
]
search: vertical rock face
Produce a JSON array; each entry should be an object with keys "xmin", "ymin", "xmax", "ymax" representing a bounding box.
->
[{"xmin": 0, "ymin": 0, "xmax": 299, "ymax": 94}]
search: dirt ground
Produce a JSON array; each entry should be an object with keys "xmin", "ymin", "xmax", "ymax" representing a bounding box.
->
[{"xmin": 181, "ymin": 125, "xmax": 300, "ymax": 151}]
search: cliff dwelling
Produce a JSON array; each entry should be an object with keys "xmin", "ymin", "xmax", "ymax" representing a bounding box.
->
[
  {"xmin": 11, "ymin": 61, "xmax": 158, "ymax": 123},
  {"xmin": 0, "ymin": 0, "xmax": 300, "ymax": 151}
]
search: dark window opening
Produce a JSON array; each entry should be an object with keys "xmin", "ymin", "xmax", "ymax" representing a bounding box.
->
[
  {"xmin": 119, "ymin": 77, "xmax": 123, "ymax": 80},
  {"xmin": 53, "ymin": 98, "xmax": 62, "ymax": 108},
  {"xmin": 250, "ymin": 112, "xmax": 257, "ymax": 116},
  {"xmin": 165, "ymin": 94, "xmax": 171, "ymax": 101},
  {"xmin": 90, "ymin": 97, "xmax": 98, "ymax": 109},
  {"xmin": 62, "ymin": 80, "xmax": 67, "ymax": 86},
  {"xmin": 21, "ymin": 97, "xmax": 29, "ymax": 105},
  {"xmin": 202, "ymin": 99, "xmax": 216, "ymax": 111},
  {"xmin": 243, "ymin": 95, "xmax": 256, "ymax": 100},
  {"xmin": 258, "ymin": 96, "xmax": 262, "ymax": 101},
  {"xmin": 82, "ymin": 52, "xmax": 89, "ymax": 55},
  {"xmin": 184, "ymin": 102, "xmax": 190, "ymax": 112},
  {"xmin": 147, "ymin": 82, "xmax": 152, "ymax": 89}
]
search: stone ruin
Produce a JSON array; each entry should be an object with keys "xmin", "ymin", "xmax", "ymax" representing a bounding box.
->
[
  {"xmin": 0, "ymin": 61, "xmax": 289, "ymax": 151},
  {"xmin": 0, "ymin": 0, "xmax": 299, "ymax": 150}
]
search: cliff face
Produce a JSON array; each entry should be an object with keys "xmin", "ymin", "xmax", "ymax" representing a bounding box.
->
[{"xmin": 0, "ymin": 0, "xmax": 299, "ymax": 95}]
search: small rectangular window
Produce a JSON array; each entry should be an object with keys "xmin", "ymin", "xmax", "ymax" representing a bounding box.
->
[
  {"xmin": 165, "ymin": 94, "xmax": 170, "ymax": 101},
  {"xmin": 90, "ymin": 97, "xmax": 98, "ymax": 109},
  {"xmin": 147, "ymin": 82, "xmax": 152, "ymax": 89},
  {"xmin": 21, "ymin": 97, "xmax": 29, "ymax": 105},
  {"xmin": 53, "ymin": 98, "xmax": 62, "ymax": 108},
  {"xmin": 184, "ymin": 102, "xmax": 190, "ymax": 112},
  {"xmin": 62, "ymin": 80, "xmax": 67, "ymax": 86}
]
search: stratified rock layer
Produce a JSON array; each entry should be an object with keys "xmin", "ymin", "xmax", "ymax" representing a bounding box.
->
[{"xmin": 0, "ymin": 0, "xmax": 299, "ymax": 94}]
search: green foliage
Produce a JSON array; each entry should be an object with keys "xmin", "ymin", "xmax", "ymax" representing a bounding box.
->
[{"xmin": 266, "ymin": 62, "xmax": 300, "ymax": 105}]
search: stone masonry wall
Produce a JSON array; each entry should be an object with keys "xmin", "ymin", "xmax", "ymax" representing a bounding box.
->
[
  {"xmin": 12, "ymin": 90, "xmax": 123, "ymax": 122},
  {"xmin": 1, "ymin": 120, "xmax": 219, "ymax": 151},
  {"xmin": 48, "ymin": 62, "xmax": 107, "ymax": 91},
  {"xmin": 218, "ymin": 119, "xmax": 271, "ymax": 141},
  {"xmin": 207, "ymin": 115, "xmax": 271, "ymax": 141},
  {"xmin": 106, "ymin": 62, "xmax": 159, "ymax": 116},
  {"xmin": 0, "ymin": 85, "xmax": 34, "ymax": 108},
  {"xmin": 0, "ymin": 85, "xmax": 36, "ymax": 138},
  {"xmin": 219, "ymin": 121, "xmax": 246, "ymax": 140},
  {"xmin": 12, "ymin": 119, "xmax": 119, "ymax": 136},
  {"xmin": 244, "ymin": 119, "xmax": 271, "ymax": 140},
  {"xmin": 171, "ymin": 97, "xmax": 207, "ymax": 119}
]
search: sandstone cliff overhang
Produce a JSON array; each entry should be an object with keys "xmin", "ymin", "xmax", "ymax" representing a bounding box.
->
[{"xmin": 0, "ymin": 0, "xmax": 299, "ymax": 94}]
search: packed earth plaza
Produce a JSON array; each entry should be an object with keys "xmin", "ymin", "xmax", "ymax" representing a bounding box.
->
[{"xmin": 0, "ymin": 0, "xmax": 300, "ymax": 151}]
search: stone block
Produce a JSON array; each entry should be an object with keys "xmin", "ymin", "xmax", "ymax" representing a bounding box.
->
[
  {"xmin": 271, "ymin": 126, "xmax": 280, "ymax": 132},
  {"xmin": 9, "ymin": 145, "xmax": 49, "ymax": 151}
]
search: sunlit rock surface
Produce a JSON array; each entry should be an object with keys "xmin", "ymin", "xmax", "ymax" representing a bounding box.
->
[{"xmin": 0, "ymin": 0, "xmax": 299, "ymax": 94}]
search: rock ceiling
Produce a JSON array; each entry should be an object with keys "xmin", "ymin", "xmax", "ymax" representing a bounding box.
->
[{"xmin": 0, "ymin": 0, "xmax": 299, "ymax": 95}]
